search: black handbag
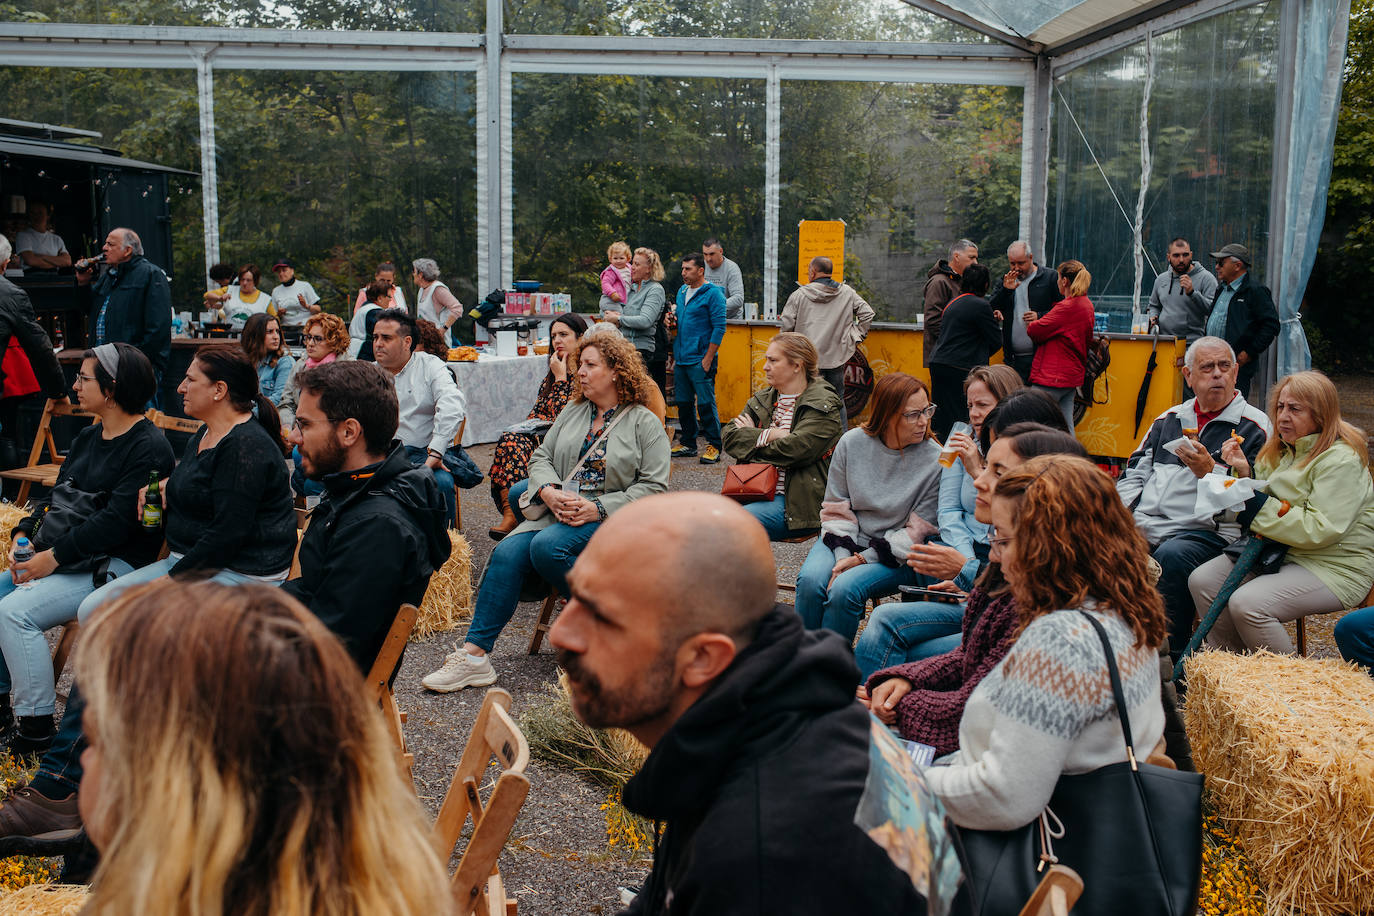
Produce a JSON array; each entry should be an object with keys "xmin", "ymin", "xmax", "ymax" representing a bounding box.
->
[
  {"xmin": 1222, "ymin": 533, "xmax": 1289, "ymax": 576},
  {"xmin": 953, "ymin": 611, "xmax": 1203, "ymax": 916},
  {"xmin": 30, "ymin": 479, "xmax": 110, "ymax": 573}
]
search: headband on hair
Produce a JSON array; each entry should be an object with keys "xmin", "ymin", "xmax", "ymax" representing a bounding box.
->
[{"xmin": 94, "ymin": 344, "xmax": 120, "ymax": 381}]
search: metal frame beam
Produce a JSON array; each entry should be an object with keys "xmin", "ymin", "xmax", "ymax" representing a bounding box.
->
[
  {"xmin": 1048, "ymin": 0, "xmax": 1262, "ymax": 73},
  {"xmin": 895, "ymin": 0, "xmax": 1040, "ymax": 52}
]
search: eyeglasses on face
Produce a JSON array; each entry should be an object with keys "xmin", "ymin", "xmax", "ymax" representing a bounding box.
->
[
  {"xmin": 902, "ymin": 404, "xmax": 938, "ymax": 421},
  {"xmin": 1194, "ymin": 361, "xmax": 1233, "ymax": 374},
  {"xmin": 74, "ymin": 373, "xmax": 98, "ymax": 385},
  {"xmin": 989, "ymin": 530, "xmax": 1015, "ymax": 549},
  {"xmin": 303, "ymin": 334, "xmax": 327, "ymax": 344}
]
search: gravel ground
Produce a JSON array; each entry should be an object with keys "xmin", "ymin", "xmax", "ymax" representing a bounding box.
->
[{"xmin": 397, "ymin": 440, "xmax": 814, "ymax": 915}]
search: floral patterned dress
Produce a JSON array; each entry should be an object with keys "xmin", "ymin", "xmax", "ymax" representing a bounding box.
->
[{"xmin": 488, "ymin": 375, "xmax": 574, "ymax": 489}]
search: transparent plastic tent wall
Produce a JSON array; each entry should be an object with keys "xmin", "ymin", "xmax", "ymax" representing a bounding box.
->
[{"xmin": 0, "ymin": 0, "xmax": 1349, "ymax": 376}]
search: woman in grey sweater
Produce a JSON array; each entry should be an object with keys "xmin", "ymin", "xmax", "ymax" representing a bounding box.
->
[{"xmin": 794, "ymin": 372, "xmax": 943, "ymax": 643}]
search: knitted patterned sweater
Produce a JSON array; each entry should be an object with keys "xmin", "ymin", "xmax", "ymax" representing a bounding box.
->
[
  {"xmin": 925, "ymin": 604, "xmax": 1163, "ymax": 831},
  {"xmin": 865, "ymin": 586, "xmax": 1018, "ymax": 757}
]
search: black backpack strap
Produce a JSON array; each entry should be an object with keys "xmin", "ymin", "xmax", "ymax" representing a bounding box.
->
[{"xmin": 1075, "ymin": 609, "xmax": 1137, "ymax": 765}]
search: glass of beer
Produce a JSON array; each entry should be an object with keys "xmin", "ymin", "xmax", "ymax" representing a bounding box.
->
[{"xmin": 939, "ymin": 421, "xmax": 973, "ymax": 468}]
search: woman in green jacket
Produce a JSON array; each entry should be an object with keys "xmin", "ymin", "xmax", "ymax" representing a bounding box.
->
[
  {"xmin": 1189, "ymin": 369, "xmax": 1374, "ymax": 654},
  {"xmin": 421, "ymin": 331, "xmax": 671, "ymax": 691},
  {"xmin": 722, "ymin": 332, "xmax": 844, "ymax": 540}
]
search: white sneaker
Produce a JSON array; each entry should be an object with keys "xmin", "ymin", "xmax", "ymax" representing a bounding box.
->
[{"xmin": 421, "ymin": 645, "xmax": 498, "ymax": 693}]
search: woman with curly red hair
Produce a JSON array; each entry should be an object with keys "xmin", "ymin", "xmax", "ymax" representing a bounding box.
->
[{"xmin": 926, "ymin": 455, "xmax": 1167, "ymax": 831}]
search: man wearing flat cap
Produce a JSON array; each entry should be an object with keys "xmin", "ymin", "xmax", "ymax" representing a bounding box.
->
[{"xmin": 1205, "ymin": 243, "xmax": 1278, "ymax": 396}]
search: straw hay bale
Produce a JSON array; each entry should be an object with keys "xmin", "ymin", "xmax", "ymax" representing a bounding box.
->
[
  {"xmin": 1183, "ymin": 649, "xmax": 1374, "ymax": 916},
  {"xmin": 0, "ymin": 885, "xmax": 88, "ymax": 915},
  {"xmin": 0, "ymin": 503, "xmax": 30, "ymax": 572},
  {"xmin": 414, "ymin": 530, "xmax": 473, "ymax": 639}
]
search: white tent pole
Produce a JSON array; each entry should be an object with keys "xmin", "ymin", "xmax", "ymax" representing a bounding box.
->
[
  {"xmin": 485, "ymin": 0, "xmax": 504, "ymax": 294},
  {"xmin": 193, "ymin": 46, "xmax": 219, "ymax": 286},
  {"xmin": 764, "ymin": 62, "xmax": 780, "ymax": 320}
]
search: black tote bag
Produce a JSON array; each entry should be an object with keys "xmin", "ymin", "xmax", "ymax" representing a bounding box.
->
[{"xmin": 954, "ymin": 611, "xmax": 1202, "ymax": 916}]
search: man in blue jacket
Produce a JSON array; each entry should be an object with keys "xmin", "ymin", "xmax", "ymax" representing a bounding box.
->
[
  {"xmin": 670, "ymin": 252, "xmax": 726, "ymax": 464},
  {"xmin": 76, "ymin": 228, "xmax": 171, "ymax": 381}
]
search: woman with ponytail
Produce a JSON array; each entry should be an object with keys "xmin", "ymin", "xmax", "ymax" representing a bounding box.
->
[
  {"xmin": 77, "ymin": 346, "xmax": 297, "ymax": 618},
  {"xmin": 1026, "ymin": 259, "xmax": 1096, "ymax": 431}
]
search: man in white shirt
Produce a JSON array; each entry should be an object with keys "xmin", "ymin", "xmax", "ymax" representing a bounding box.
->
[
  {"xmin": 372, "ymin": 310, "xmax": 466, "ymax": 524},
  {"xmin": 702, "ymin": 238, "xmax": 745, "ymax": 320},
  {"xmin": 15, "ymin": 201, "xmax": 71, "ymax": 272},
  {"xmin": 270, "ymin": 258, "xmax": 321, "ymax": 326}
]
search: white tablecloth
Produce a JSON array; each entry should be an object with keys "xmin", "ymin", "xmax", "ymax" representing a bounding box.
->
[{"xmin": 448, "ymin": 353, "xmax": 549, "ymax": 446}]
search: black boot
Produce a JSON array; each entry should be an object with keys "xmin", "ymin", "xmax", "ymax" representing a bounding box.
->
[{"xmin": 9, "ymin": 715, "xmax": 55, "ymax": 760}]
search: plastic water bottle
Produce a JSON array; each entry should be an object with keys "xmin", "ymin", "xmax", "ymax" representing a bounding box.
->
[{"xmin": 12, "ymin": 536, "xmax": 34, "ymax": 589}]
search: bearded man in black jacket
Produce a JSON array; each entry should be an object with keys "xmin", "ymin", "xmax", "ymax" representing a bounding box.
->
[
  {"xmin": 550, "ymin": 492, "xmax": 929, "ymax": 915},
  {"xmin": 286, "ymin": 360, "xmax": 451, "ymax": 670}
]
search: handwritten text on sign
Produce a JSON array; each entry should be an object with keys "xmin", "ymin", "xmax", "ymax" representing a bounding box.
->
[{"xmin": 797, "ymin": 220, "xmax": 845, "ymax": 284}]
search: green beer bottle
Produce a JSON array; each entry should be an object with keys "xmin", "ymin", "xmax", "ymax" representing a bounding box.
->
[{"xmin": 142, "ymin": 470, "xmax": 163, "ymax": 530}]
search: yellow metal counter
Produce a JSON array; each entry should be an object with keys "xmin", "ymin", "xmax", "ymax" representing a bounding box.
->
[{"xmin": 716, "ymin": 321, "xmax": 1187, "ymax": 461}]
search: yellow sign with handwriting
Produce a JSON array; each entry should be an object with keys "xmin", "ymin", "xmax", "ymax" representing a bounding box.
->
[{"xmin": 797, "ymin": 219, "xmax": 845, "ymax": 284}]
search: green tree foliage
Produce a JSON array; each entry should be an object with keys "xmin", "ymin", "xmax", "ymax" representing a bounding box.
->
[
  {"xmin": 1306, "ymin": 0, "xmax": 1373, "ymax": 371},
  {"xmin": 1, "ymin": 0, "xmax": 1022, "ymax": 325}
]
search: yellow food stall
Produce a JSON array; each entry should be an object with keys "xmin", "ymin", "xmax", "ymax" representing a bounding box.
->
[{"xmin": 716, "ymin": 320, "xmax": 1187, "ymax": 462}]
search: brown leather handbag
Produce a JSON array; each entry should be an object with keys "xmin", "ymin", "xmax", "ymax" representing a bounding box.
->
[{"xmin": 721, "ymin": 463, "xmax": 779, "ymax": 503}]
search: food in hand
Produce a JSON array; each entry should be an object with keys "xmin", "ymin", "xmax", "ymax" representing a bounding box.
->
[
  {"xmin": 447, "ymin": 346, "xmax": 479, "ymax": 362},
  {"xmin": 1230, "ymin": 428, "xmax": 1243, "ymax": 444},
  {"xmin": 1182, "ymin": 427, "xmax": 1198, "ymax": 438},
  {"xmin": 1223, "ymin": 478, "xmax": 1237, "ymax": 489}
]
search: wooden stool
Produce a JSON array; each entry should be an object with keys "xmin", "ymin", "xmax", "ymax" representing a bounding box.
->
[
  {"xmin": 775, "ymin": 533, "xmax": 817, "ymax": 594},
  {"xmin": 528, "ymin": 587, "xmax": 559, "ymax": 655}
]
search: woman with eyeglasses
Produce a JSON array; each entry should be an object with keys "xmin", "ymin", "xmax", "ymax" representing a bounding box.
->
[
  {"xmin": 858, "ymin": 424, "xmax": 1086, "ymax": 757},
  {"xmin": 793, "ymin": 372, "xmax": 943, "ymax": 644},
  {"xmin": 0, "ymin": 343, "xmax": 174, "ymax": 757},
  {"xmin": 277, "ymin": 312, "xmax": 349, "ymax": 434}
]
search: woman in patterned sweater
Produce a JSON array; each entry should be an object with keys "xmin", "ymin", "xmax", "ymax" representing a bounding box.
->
[
  {"xmin": 487, "ymin": 312, "xmax": 589, "ymax": 540},
  {"xmin": 925, "ymin": 455, "xmax": 1167, "ymax": 830}
]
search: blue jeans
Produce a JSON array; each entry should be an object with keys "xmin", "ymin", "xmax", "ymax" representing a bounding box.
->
[
  {"xmin": 29, "ymin": 682, "xmax": 85, "ymax": 798},
  {"xmin": 464, "ymin": 520, "xmax": 600, "ymax": 653},
  {"xmin": 1335, "ymin": 606, "xmax": 1374, "ymax": 673},
  {"xmin": 1152, "ymin": 529, "xmax": 1228, "ymax": 658},
  {"xmin": 403, "ymin": 445, "xmax": 456, "ymax": 525},
  {"xmin": 1034, "ymin": 384, "xmax": 1077, "ymax": 432},
  {"xmin": 794, "ymin": 540, "xmax": 920, "ymax": 644},
  {"xmin": 853, "ymin": 599, "xmax": 965, "ymax": 681},
  {"xmin": 76, "ymin": 557, "xmax": 270, "ymax": 623},
  {"xmin": 742, "ymin": 493, "xmax": 818, "ymax": 542},
  {"xmin": 0, "ymin": 561, "xmax": 134, "ymax": 715},
  {"xmin": 673, "ymin": 359, "xmax": 721, "ymax": 450}
]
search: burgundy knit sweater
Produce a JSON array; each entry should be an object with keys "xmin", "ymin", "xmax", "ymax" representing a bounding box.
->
[{"xmin": 865, "ymin": 586, "xmax": 1019, "ymax": 757}]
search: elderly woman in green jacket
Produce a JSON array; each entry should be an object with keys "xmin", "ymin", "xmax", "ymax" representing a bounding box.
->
[
  {"xmin": 421, "ymin": 331, "xmax": 670, "ymax": 692},
  {"xmin": 722, "ymin": 332, "xmax": 844, "ymax": 541},
  {"xmin": 1189, "ymin": 369, "xmax": 1374, "ymax": 654}
]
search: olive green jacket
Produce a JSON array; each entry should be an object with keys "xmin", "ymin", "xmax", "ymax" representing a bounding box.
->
[
  {"xmin": 722, "ymin": 378, "xmax": 844, "ymax": 531},
  {"xmin": 1252, "ymin": 435, "xmax": 1374, "ymax": 608}
]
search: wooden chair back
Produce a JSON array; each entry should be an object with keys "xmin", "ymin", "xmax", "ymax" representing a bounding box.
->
[
  {"xmin": 366, "ymin": 603, "xmax": 418, "ymax": 786},
  {"xmin": 0, "ymin": 399, "xmax": 98, "ymax": 504},
  {"xmin": 432, "ymin": 688, "xmax": 530, "ymax": 916},
  {"xmin": 145, "ymin": 409, "xmax": 205, "ymax": 436}
]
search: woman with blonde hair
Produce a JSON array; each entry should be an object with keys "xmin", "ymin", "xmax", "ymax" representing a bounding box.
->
[
  {"xmin": 794, "ymin": 372, "xmax": 943, "ymax": 643},
  {"xmin": 423, "ymin": 331, "xmax": 670, "ymax": 692},
  {"xmin": 723, "ymin": 332, "xmax": 843, "ymax": 540},
  {"xmin": 927, "ymin": 455, "xmax": 1167, "ymax": 831},
  {"xmin": 1026, "ymin": 259, "xmax": 1096, "ymax": 431},
  {"xmin": 603, "ymin": 246, "xmax": 668, "ymax": 393},
  {"xmin": 76, "ymin": 580, "xmax": 453, "ymax": 915},
  {"xmin": 1189, "ymin": 369, "xmax": 1374, "ymax": 653}
]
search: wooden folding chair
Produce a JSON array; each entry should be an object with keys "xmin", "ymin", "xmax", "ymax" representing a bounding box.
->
[
  {"xmin": 366, "ymin": 603, "xmax": 419, "ymax": 787},
  {"xmin": 1017, "ymin": 865, "xmax": 1083, "ymax": 916},
  {"xmin": 528, "ymin": 586, "xmax": 560, "ymax": 655},
  {"xmin": 432, "ymin": 688, "xmax": 530, "ymax": 916},
  {"xmin": 775, "ymin": 533, "xmax": 817, "ymax": 593},
  {"xmin": 0, "ymin": 399, "xmax": 98, "ymax": 505},
  {"xmin": 50, "ymin": 621, "xmax": 80, "ymax": 701}
]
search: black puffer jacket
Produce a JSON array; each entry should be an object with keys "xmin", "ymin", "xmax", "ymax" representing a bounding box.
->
[
  {"xmin": 621, "ymin": 607, "xmax": 927, "ymax": 916},
  {"xmin": 283, "ymin": 443, "xmax": 451, "ymax": 671},
  {"xmin": 0, "ymin": 276, "xmax": 66, "ymax": 398}
]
